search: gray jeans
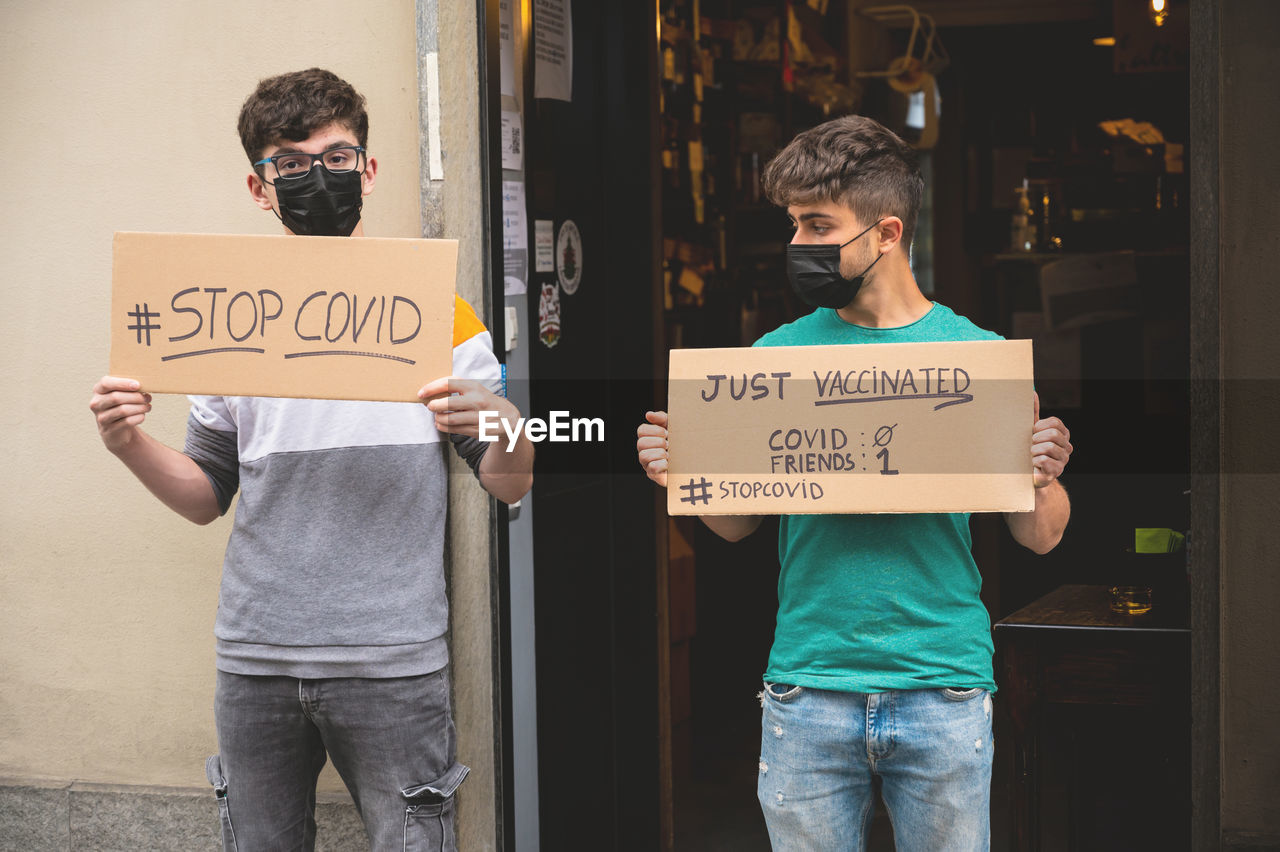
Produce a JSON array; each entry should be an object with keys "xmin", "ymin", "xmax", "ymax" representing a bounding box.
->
[{"xmin": 206, "ymin": 669, "xmax": 468, "ymax": 852}]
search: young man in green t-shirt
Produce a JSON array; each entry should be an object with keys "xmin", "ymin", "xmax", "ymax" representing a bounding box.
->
[{"xmin": 636, "ymin": 115, "xmax": 1072, "ymax": 850}]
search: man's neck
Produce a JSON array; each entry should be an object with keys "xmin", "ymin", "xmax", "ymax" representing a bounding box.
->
[{"xmin": 836, "ymin": 258, "xmax": 932, "ymax": 328}]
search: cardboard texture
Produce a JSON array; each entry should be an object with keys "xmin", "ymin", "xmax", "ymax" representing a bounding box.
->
[
  {"xmin": 667, "ymin": 339, "xmax": 1035, "ymax": 515},
  {"xmin": 110, "ymin": 232, "xmax": 457, "ymax": 402}
]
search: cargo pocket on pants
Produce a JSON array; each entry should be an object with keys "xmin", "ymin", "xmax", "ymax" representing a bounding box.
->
[
  {"xmin": 205, "ymin": 755, "xmax": 238, "ymax": 852},
  {"xmin": 402, "ymin": 762, "xmax": 470, "ymax": 852}
]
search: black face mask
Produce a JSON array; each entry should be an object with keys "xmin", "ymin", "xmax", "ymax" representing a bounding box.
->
[
  {"xmin": 785, "ymin": 219, "xmax": 885, "ymax": 309},
  {"xmin": 272, "ymin": 166, "xmax": 364, "ymax": 237}
]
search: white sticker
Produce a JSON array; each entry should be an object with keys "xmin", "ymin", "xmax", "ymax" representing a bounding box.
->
[
  {"xmin": 538, "ymin": 281, "xmax": 561, "ymax": 348},
  {"xmin": 534, "ymin": 220, "xmax": 555, "ymax": 273}
]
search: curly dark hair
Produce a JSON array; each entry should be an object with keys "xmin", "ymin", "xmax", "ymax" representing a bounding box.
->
[
  {"xmin": 238, "ymin": 68, "xmax": 369, "ymax": 165},
  {"xmin": 762, "ymin": 115, "xmax": 923, "ymax": 249}
]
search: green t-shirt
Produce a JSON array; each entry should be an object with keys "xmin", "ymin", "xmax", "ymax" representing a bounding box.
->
[{"xmin": 753, "ymin": 303, "xmax": 1002, "ymax": 693}]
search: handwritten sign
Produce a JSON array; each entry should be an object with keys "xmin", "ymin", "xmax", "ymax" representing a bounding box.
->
[
  {"xmin": 110, "ymin": 232, "xmax": 456, "ymax": 402},
  {"xmin": 667, "ymin": 339, "xmax": 1034, "ymax": 515}
]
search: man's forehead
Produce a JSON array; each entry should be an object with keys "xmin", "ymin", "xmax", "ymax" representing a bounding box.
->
[{"xmin": 263, "ymin": 123, "xmax": 358, "ymax": 155}]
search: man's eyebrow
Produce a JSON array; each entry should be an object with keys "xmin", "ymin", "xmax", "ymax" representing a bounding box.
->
[
  {"xmin": 796, "ymin": 212, "xmax": 835, "ymax": 222},
  {"xmin": 267, "ymin": 141, "xmax": 357, "ymax": 156}
]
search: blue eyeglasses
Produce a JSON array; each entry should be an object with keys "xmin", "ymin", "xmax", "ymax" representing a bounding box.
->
[{"xmin": 253, "ymin": 146, "xmax": 366, "ymax": 183}]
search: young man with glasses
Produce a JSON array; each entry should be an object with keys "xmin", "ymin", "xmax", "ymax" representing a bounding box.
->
[
  {"xmin": 636, "ymin": 115, "xmax": 1072, "ymax": 850},
  {"xmin": 90, "ymin": 68, "xmax": 532, "ymax": 851}
]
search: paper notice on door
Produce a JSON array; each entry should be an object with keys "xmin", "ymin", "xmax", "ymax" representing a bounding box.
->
[
  {"xmin": 501, "ymin": 109, "xmax": 524, "ymax": 171},
  {"xmin": 534, "ymin": 0, "xmax": 572, "ymax": 101},
  {"xmin": 499, "ymin": 0, "xmax": 517, "ymax": 97},
  {"xmin": 503, "ymin": 180, "xmax": 528, "ymax": 295}
]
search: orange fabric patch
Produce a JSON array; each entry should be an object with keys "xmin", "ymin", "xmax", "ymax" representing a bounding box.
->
[{"xmin": 452, "ymin": 295, "xmax": 488, "ymax": 347}]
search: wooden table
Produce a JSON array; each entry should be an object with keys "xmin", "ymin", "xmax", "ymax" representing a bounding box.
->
[{"xmin": 994, "ymin": 584, "xmax": 1190, "ymax": 851}]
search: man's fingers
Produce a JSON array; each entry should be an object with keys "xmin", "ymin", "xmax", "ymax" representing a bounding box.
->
[
  {"xmin": 94, "ymin": 376, "xmax": 141, "ymax": 395},
  {"xmin": 426, "ymin": 391, "xmax": 485, "ymax": 414},
  {"xmin": 1031, "ymin": 435, "xmax": 1072, "ymax": 458},
  {"xmin": 1034, "ymin": 456, "xmax": 1065, "ymax": 481},
  {"xmin": 1032, "ymin": 418, "xmax": 1069, "ymax": 442},
  {"xmin": 1033, "ymin": 391, "xmax": 1040, "ymax": 424},
  {"xmin": 434, "ymin": 408, "xmax": 487, "ymax": 428},
  {"xmin": 113, "ymin": 412, "xmax": 149, "ymax": 430},
  {"xmin": 1032, "ymin": 440, "xmax": 1070, "ymax": 461},
  {"xmin": 420, "ymin": 376, "xmax": 488, "ymax": 399},
  {"xmin": 638, "ymin": 448, "xmax": 669, "ymax": 466},
  {"xmin": 638, "ymin": 412, "xmax": 671, "ymax": 487},
  {"xmin": 97, "ymin": 402, "xmax": 151, "ymax": 428},
  {"xmin": 91, "ymin": 390, "xmax": 148, "ymax": 413},
  {"xmin": 92, "ymin": 395, "xmax": 151, "ymax": 421},
  {"xmin": 418, "ymin": 376, "xmax": 451, "ymax": 400}
]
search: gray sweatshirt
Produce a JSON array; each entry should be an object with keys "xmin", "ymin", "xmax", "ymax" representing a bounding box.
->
[{"xmin": 182, "ymin": 315, "xmax": 500, "ymax": 678}]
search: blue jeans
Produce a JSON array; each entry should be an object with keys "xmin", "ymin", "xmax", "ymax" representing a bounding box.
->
[
  {"xmin": 207, "ymin": 669, "xmax": 468, "ymax": 852},
  {"xmin": 758, "ymin": 684, "xmax": 993, "ymax": 851}
]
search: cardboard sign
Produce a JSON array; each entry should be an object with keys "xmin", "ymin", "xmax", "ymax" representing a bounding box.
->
[
  {"xmin": 667, "ymin": 339, "xmax": 1034, "ymax": 516},
  {"xmin": 110, "ymin": 232, "xmax": 457, "ymax": 402}
]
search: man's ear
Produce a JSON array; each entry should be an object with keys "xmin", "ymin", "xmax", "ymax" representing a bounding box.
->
[
  {"xmin": 876, "ymin": 216, "xmax": 904, "ymax": 253},
  {"xmin": 361, "ymin": 156, "xmax": 378, "ymax": 197},
  {"xmin": 247, "ymin": 172, "xmax": 275, "ymax": 212}
]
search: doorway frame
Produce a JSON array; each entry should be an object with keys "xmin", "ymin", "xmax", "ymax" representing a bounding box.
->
[{"xmin": 1188, "ymin": 0, "xmax": 1220, "ymax": 847}]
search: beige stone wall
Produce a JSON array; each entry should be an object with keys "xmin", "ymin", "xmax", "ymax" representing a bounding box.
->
[{"xmin": 0, "ymin": 0, "xmax": 423, "ymax": 797}]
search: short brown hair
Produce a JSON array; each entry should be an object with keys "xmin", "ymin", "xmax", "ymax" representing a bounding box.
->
[
  {"xmin": 762, "ymin": 115, "xmax": 923, "ymax": 249},
  {"xmin": 238, "ymin": 68, "xmax": 369, "ymax": 164}
]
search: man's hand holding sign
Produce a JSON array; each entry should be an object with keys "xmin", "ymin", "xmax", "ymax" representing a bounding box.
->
[
  {"xmin": 419, "ymin": 377, "xmax": 535, "ymax": 505},
  {"xmin": 638, "ymin": 371, "xmax": 1072, "ymax": 552},
  {"xmin": 1012, "ymin": 390, "xmax": 1074, "ymax": 552},
  {"xmin": 637, "ymin": 340, "xmax": 1072, "ymax": 552}
]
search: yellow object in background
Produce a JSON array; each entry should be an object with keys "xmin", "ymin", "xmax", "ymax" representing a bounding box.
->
[{"xmin": 1135, "ymin": 527, "xmax": 1185, "ymax": 553}]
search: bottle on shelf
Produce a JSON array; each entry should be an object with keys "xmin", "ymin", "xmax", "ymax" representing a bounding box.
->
[{"xmin": 1010, "ymin": 184, "xmax": 1033, "ymax": 252}]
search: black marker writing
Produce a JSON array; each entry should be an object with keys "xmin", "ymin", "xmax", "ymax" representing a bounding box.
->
[
  {"xmin": 812, "ymin": 367, "xmax": 972, "ymax": 410},
  {"xmin": 128, "ymin": 304, "xmax": 161, "ymax": 346},
  {"xmin": 171, "ymin": 288, "xmax": 283, "ymax": 343},
  {"xmin": 294, "ymin": 293, "xmax": 422, "ymax": 346},
  {"xmin": 700, "ymin": 371, "xmax": 790, "ymax": 402},
  {"xmin": 814, "ymin": 392, "xmax": 972, "ymax": 411},
  {"xmin": 156, "ymin": 286, "xmax": 423, "ymax": 361},
  {"xmin": 717, "ymin": 479, "xmax": 825, "ymax": 501},
  {"xmin": 283, "ymin": 350, "xmax": 416, "ymax": 365},
  {"xmin": 161, "ymin": 347, "xmax": 264, "ymax": 361},
  {"xmin": 679, "ymin": 477, "xmax": 714, "ymax": 505}
]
